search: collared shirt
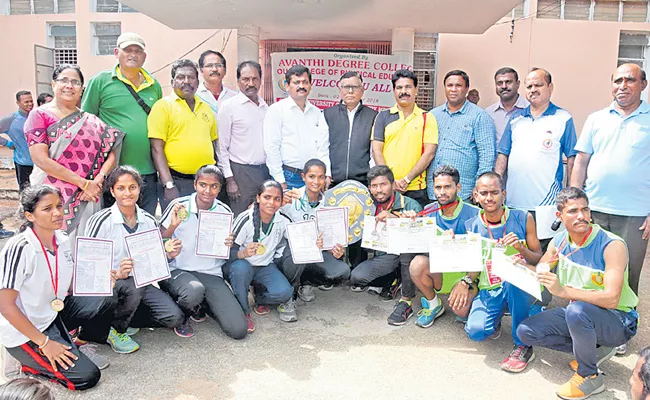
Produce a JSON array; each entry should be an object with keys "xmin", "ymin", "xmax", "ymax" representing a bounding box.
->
[
  {"xmin": 160, "ymin": 193, "xmax": 232, "ymax": 277},
  {"xmin": 347, "ymin": 103, "xmax": 360, "ymax": 139},
  {"xmin": 371, "ymin": 104, "xmax": 439, "ymax": 191},
  {"xmin": 148, "ymin": 92, "xmax": 218, "ymax": 175},
  {"xmin": 263, "ymin": 97, "xmax": 331, "ymax": 183},
  {"xmin": 196, "ymin": 82, "xmax": 238, "ymax": 119},
  {"xmin": 0, "ymin": 229, "xmax": 73, "ymax": 347},
  {"xmin": 0, "ymin": 110, "xmax": 32, "ymax": 166},
  {"xmin": 81, "ymin": 65, "xmax": 162, "ymax": 175},
  {"xmin": 499, "ymin": 102, "xmax": 577, "ymax": 211},
  {"xmin": 216, "ymin": 92, "xmax": 268, "ymax": 178},
  {"xmin": 430, "ymin": 100, "xmax": 497, "ymax": 200},
  {"xmin": 232, "ymin": 207, "xmax": 292, "ymax": 266},
  {"xmin": 280, "ymin": 185, "xmax": 324, "ymax": 222},
  {"xmin": 84, "ymin": 203, "xmax": 158, "ymax": 272},
  {"xmin": 486, "ymin": 95, "xmax": 529, "ymax": 143},
  {"xmin": 576, "ymin": 101, "xmax": 650, "ymax": 216}
]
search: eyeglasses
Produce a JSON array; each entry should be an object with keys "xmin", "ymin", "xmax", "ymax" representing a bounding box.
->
[
  {"xmin": 55, "ymin": 77, "xmax": 82, "ymax": 87},
  {"xmin": 203, "ymin": 63, "xmax": 224, "ymax": 69},
  {"xmin": 341, "ymin": 85, "xmax": 362, "ymax": 92}
]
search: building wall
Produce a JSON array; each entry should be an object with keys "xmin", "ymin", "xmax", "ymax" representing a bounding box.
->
[
  {"xmin": 438, "ymin": 17, "xmax": 650, "ymax": 131},
  {"xmin": 0, "ymin": 0, "xmax": 238, "ymax": 116}
]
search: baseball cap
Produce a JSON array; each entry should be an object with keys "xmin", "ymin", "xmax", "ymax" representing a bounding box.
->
[{"xmin": 117, "ymin": 32, "xmax": 146, "ymax": 50}]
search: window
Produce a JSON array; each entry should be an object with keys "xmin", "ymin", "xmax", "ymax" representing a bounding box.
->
[
  {"xmin": 8, "ymin": 0, "xmax": 74, "ymax": 14},
  {"xmin": 91, "ymin": 22, "xmax": 121, "ymax": 55},
  {"xmin": 503, "ymin": 0, "xmax": 529, "ymax": 19},
  {"xmin": 49, "ymin": 23, "xmax": 77, "ymax": 66},
  {"xmin": 413, "ymin": 33, "xmax": 438, "ymax": 110},
  {"xmin": 537, "ymin": 0, "xmax": 649, "ymax": 22},
  {"xmin": 94, "ymin": 0, "xmax": 137, "ymax": 12},
  {"xmin": 618, "ymin": 32, "xmax": 649, "ymax": 67}
]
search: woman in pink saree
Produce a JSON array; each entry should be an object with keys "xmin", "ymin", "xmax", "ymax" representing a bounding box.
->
[{"xmin": 24, "ymin": 65, "xmax": 124, "ymax": 239}]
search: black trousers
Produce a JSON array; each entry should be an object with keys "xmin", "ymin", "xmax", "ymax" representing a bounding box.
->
[
  {"xmin": 14, "ymin": 163, "xmax": 33, "ymax": 191},
  {"xmin": 6, "ymin": 317, "xmax": 101, "ymax": 391}
]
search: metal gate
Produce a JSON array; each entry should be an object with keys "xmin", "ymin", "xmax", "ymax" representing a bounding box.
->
[
  {"xmin": 260, "ymin": 40, "xmax": 392, "ymax": 105},
  {"xmin": 34, "ymin": 45, "xmax": 55, "ymax": 96}
]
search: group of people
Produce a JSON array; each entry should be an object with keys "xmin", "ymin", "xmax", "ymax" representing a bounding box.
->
[{"xmin": 0, "ymin": 30, "xmax": 647, "ymax": 400}]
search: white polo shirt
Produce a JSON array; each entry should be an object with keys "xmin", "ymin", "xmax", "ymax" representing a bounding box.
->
[
  {"xmin": 280, "ymin": 186, "xmax": 324, "ymax": 222},
  {"xmin": 0, "ymin": 229, "xmax": 74, "ymax": 347},
  {"xmin": 160, "ymin": 194, "xmax": 231, "ymax": 277},
  {"xmin": 84, "ymin": 203, "xmax": 158, "ymax": 272},
  {"xmin": 498, "ymin": 102, "xmax": 577, "ymax": 211},
  {"xmin": 233, "ymin": 207, "xmax": 291, "ymax": 266},
  {"xmin": 263, "ymin": 97, "xmax": 331, "ymax": 183}
]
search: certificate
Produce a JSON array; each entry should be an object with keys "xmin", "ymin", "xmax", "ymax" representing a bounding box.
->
[
  {"xmin": 428, "ymin": 234, "xmax": 484, "ymax": 273},
  {"xmin": 286, "ymin": 220, "xmax": 324, "ymax": 264},
  {"xmin": 316, "ymin": 207, "xmax": 348, "ymax": 250},
  {"xmin": 361, "ymin": 215, "xmax": 393, "ymax": 253},
  {"xmin": 73, "ymin": 237, "xmax": 113, "ymax": 296},
  {"xmin": 491, "ymin": 248, "xmax": 542, "ymax": 301},
  {"xmin": 387, "ymin": 217, "xmax": 437, "ymax": 254},
  {"xmin": 124, "ymin": 228, "xmax": 171, "ymax": 288},
  {"xmin": 196, "ymin": 210, "xmax": 232, "ymax": 258},
  {"xmin": 535, "ymin": 205, "xmax": 565, "ymax": 240}
]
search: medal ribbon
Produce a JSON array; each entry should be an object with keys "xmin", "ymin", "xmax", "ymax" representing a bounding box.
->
[
  {"xmin": 417, "ymin": 200, "xmax": 459, "ymax": 217},
  {"xmin": 32, "ymin": 228, "xmax": 59, "ymax": 301},
  {"xmin": 549, "ymin": 226, "xmax": 593, "ymax": 264},
  {"xmin": 258, "ymin": 215, "xmax": 275, "ymax": 243},
  {"xmin": 480, "ymin": 212, "xmax": 507, "ymax": 242}
]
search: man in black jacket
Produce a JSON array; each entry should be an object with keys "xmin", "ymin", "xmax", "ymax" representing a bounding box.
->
[
  {"xmin": 324, "ymin": 72, "xmax": 378, "ymax": 269},
  {"xmin": 324, "ymin": 71, "xmax": 378, "ymax": 187}
]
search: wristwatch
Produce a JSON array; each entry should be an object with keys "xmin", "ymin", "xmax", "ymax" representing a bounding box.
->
[
  {"xmin": 461, "ymin": 275, "xmax": 475, "ymax": 290},
  {"xmin": 164, "ymin": 181, "xmax": 175, "ymax": 190},
  {"xmin": 403, "ymin": 175, "xmax": 412, "ymax": 184}
]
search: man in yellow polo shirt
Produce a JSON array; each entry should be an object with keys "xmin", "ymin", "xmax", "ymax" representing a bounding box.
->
[
  {"xmin": 148, "ymin": 59, "xmax": 218, "ymax": 209},
  {"xmin": 371, "ymin": 69, "xmax": 438, "ymax": 207}
]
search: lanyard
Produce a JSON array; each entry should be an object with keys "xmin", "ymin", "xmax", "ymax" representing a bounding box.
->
[
  {"xmin": 480, "ymin": 212, "xmax": 507, "ymax": 241},
  {"xmin": 32, "ymin": 229, "xmax": 59, "ymax": 298},
  {"xmin": 258, "ymin": 215, "xmax": 275, "ymax": 243},
  {"xmin": 417, "ymin": 200, "xmax": 459, "ymax": 217},
  {"xmin": 551, "ymin": 226, "xmax": 593, "ymax": 263},
  {"xmin": 375, "ymin": 195, "xmax": 396, "ymax": 216}
]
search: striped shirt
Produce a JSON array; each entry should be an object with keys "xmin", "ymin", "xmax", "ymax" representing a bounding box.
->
[
  {"xmin": 232, "ymin": 207, "xmax": 291, "ymax": 266},
  {"xmin": 0, "ymin": 229, "xmax": 74, "ymax": 347},
  {"xmin": 429, "ymin": 100, "xmax": 497, "ymax": 200},
  {"xmin": 84, "ymin": 203, "xmax": 158, "ymax": 272}
]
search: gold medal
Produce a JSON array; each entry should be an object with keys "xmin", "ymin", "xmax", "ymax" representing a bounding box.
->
[
  {"xmin": 51, "ymin": 298, "xmax": 64, "ymax": 312},
  {"xmin": 177, "ymin": 206, "xmax": 189, "ymax": 221},
  {"xmin": 256, "ymin": 244, "xmax": 266, "ymax": 255},
  {"xmin": 164, "ymin": 239, "xmax": 175, "ymax": 253}
]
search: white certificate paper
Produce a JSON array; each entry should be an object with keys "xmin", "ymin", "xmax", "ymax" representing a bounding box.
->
[
  {"xmin": 428, "ymin": 234, "xmax": 484, "ymax": 273},
  {"xmin": 73, "ymin": 237, "xmax": 113, "ymax": 296},
  {"xmin": 491, "ymin": 248, "xmax": 542, "ymax": 301},
  {"xmin": 387, "ymin": 217, "xmax": 437, "ymax": 254},
  {"xmin": 286, "ymin": 220, "xmax": 324, "ymax": 264},
  {"xmin": 535, "ymin": 205, "xmax": 565, "ymax": 240},
  {"xmin": 316, "ymin": 207, "xmax": 348, "ymax": 250},
  {"xmin": 124, "ymin": 228, "xmax": 171, "ymax": 288},
  {"xmin": 196, "ymin": 210, "xmax": 232, "ymax": 259},
  {"xmin": 361, "ymin": 215, "xmax": 393, "ymax": 253}
]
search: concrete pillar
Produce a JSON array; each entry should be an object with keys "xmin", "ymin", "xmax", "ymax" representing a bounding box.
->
[
  {"xmin": 237, "ymin": 25, "xmax": 260, "ymax": 64},
  {"xmin": 391, "ymin": 27, "xmax": 415, "ymax": 68}
]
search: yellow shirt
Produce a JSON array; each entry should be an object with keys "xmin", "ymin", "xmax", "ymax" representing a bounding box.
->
[
  {"xmin": 148, "ymin": 92, "xmax": 218, "ymax": 175},
  {"xmin": 371, "ymin": 105, "xmax": 439, "ymax": 191}
]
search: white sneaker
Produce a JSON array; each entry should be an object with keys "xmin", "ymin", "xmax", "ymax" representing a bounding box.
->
[
  {"xmin": 616, "ymin": 343, "xmax": 627, "ymax": 356},
  {"xmin": 298, "ymin": 285, "xmax": 316, "ymax": 302},
  {"xmin": 368, "ymin": 286, "xmax": 382, "ymax": 295},
  {"xmin": 80, "ymin": 343, "xmax": 110, "ymax": 370},
  {"xmin": 351, "ymin": 285, "xmax": 367, "ymax": 292}
]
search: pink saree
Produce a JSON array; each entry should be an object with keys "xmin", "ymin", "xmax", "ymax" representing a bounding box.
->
[{"xmin": 24, "ymin": 108, "xmax": 124, "ymax": 234}]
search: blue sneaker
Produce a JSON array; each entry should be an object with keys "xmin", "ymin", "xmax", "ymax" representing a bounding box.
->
[
  {"xmin": 416, "ymin": 297, "xmax": 445, "ymax": 328},
  {"xmin": 126, "ymin": 327, "xmax": 140, "ymax": 336},
  {"xmin": 107, "ymin": 327, "xmax": 140, "ymax": 354}
]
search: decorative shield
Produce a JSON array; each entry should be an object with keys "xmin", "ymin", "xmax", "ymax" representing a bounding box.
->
[{"xmin": 324, "ymin": 180, "xmax": 375, "ymax": 244}]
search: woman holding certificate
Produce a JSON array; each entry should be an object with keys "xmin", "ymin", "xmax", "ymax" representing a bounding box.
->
[
  {"xmin": 85, "ymin": 166, "xmax": 185, "ymax": 352},
  {"xmin": 160, "ymin": 165, "xmax": 248, "ymax": 338},
  {"xmin": 229, "ymin": 180, "xmax": 296, "ymax": 328},
  {"xmin": 280, "ymin": 159, "xmax": 350, "ymax": 303},
  {"xmin": 0, "ymin": 185, "xmax": 103, "ymax": 390}
]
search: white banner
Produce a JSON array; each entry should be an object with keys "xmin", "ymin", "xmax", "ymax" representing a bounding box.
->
[{"xmin": 270, "ymin": 52, "xmax": 412, "ymax": 110}]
